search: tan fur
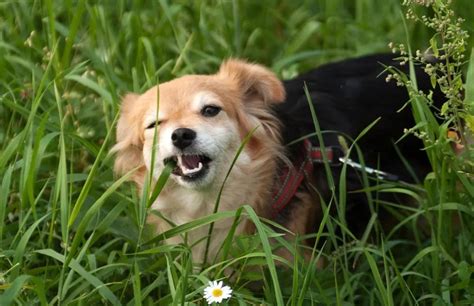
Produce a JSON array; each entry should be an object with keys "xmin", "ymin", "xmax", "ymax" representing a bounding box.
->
[
  {"xmin": 113, "ymin": 59, "xmax": 314, "ymax": 264},
  {"xmin": 112, "ymin": 93, "xmax": 147, "ymax": 186}
]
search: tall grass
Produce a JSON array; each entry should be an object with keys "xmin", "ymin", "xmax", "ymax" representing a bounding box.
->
[{"xmin": 0, "ymin": 0, "xmax": 473, "ymax": 304}]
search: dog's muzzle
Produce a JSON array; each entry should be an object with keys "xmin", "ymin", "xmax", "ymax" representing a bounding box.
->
[{"xmin": 165, "ymin": 128, "xmax": 213, "ymax": 182}]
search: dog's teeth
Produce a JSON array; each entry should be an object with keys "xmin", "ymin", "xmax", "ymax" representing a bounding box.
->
[{"xmin": 181, "ymin": 162, "xmax": 203, "ymax": 175}]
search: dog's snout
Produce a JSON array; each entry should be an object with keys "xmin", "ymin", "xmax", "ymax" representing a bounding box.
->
[{"xmin": 172, "ymin": 128, "xmax": 196, "ymax": 149}]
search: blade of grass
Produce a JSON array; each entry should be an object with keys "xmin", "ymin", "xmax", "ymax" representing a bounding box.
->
[
  {"xmin": 132, "ymin": 262, "xmax": 142, "ymax": 306},
  {"xmin": 0, "ymin": 165, "xmax": 13, "ymax": 241},
  {"xmin": 11, "ymin": 213, "xmax": 49, "ymax": 279},
  {"xmin": 243, "ymin": 205, "xmax": 284, "ymax": 306},
  {"xmin": 66, "ymin": 167, "xmax": 136, "ymax": 265},
  {"xmin": 0, "ymin": 275, "xmax": 31, "ymax": 305},
  {"xmin": 364, "ymin": 249, "xmax": 393, "ymax": 306},
  {"xmin": 68, "ymin": 113, "xmax": 119, "ymax": 228},
  {"xmin": 60, "ymin": 0, "xmax": 86, "ymax": 69},
  {"xmin": 144, "ymin": 210, "xmax": 237, "ymax": 246},
  {"xmin": 36, "ymin": 249, "xmax": 121, "ymax": 305}
]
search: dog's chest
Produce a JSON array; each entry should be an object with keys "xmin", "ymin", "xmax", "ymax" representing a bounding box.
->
[
  {"xmin": 150, "ymin": 169, "xmax": 265, "ymax": 250},
  {"xmin": 151, "ymin": 187, "xmax": 250, "ymax": 263}
]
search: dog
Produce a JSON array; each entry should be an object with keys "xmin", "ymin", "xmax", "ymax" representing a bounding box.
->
[{"xmin": 113, "ymin": 54, "xmax": 440, "ymax": 263}]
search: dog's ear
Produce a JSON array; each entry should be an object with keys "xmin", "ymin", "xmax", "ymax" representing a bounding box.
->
[
  {"xmin": 218, "ymin": 59, "xmax": 285, "ymax": 105},
  {"xmin": 112, "ymin": 93, "xmax": 145, "ymax": 177},
  {"xmin": 218, "ymin": 59, "xmax": 285, "ymax": 148}
]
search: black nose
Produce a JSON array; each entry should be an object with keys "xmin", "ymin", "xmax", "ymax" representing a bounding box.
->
[{"xmin": 171, "ymin": 128, "xmax": 196, "ymax": 149}]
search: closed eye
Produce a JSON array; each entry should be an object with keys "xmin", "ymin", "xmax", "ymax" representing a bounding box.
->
[{"xmin": 146, "ymin": 121, "xmax": 161, "ymax": 129}]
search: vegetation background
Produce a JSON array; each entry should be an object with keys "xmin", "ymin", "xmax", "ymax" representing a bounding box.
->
[{"xmin": 0, "ymin": 0, "xmax": 473, "ymax": 305}]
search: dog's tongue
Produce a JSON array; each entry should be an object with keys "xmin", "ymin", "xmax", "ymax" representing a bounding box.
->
[{"xmin": 181, "ymin": 155, "xmax": 201, "ymax": 169}]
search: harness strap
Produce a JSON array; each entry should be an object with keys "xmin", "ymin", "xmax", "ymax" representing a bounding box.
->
[
  {"xmin": 271, "ymin": 140, "xmax": 341, "ymax": 216},
  {"xmin": 271, "ymin": 139, "xmax": 402, "ymax": 216}
]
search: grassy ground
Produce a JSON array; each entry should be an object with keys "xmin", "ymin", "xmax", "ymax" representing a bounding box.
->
[{"xmin": 1, "ymin": 0, "xmax": 473, "ymax": 305}]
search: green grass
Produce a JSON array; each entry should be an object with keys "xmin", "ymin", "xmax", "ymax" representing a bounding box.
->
[{"xmin": 1, "ymin": 0, "xmax": 473, "ymax": 305}]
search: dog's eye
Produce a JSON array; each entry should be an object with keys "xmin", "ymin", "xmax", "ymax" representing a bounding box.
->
[
  {"xmin": 146, "ymin": 121, "xmax": 161, "ymax": 129},
  {"xmin": 201, "ymin": 105, "xmax": 221, "ymax": 117}
]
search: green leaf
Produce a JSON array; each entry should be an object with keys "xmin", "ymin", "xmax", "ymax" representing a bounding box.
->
[
  {"xmin": 458, "ymin": 261, "xmax": 472, "ymax": 282},
  {"xmin": 0, "ymin": 131, "xmax": 25, "ymax": 170},
  {"xmin": 465, "ymin": 115, "xmax": 474, "ymax": 134},
  {"xmin": 440, "ymin": 102, "xmax": 449, "ymax": 116},
  {"xmin": 430, "ymin": 73, "xmax": 437, "ymax": 89}
]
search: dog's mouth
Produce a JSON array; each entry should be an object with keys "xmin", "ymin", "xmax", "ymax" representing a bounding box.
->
[{"xmin": 164, "ymin": 154, "xmax": 212, "ymax": 181}]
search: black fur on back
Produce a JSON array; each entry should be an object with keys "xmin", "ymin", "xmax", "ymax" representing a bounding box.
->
[{"xmin": 273, "ymin": 53, "xmax": 444, "ymax": 235}]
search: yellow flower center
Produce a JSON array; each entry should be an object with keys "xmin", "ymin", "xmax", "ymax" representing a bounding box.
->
[{"xmin": 212, "ymin": 288, "xmax": 223, "ymax": 297}]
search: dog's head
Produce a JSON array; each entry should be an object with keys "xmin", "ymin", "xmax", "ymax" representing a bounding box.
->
[{"xmin": 113, "ymin": 60, "xmax": 285, "ymax": 190}]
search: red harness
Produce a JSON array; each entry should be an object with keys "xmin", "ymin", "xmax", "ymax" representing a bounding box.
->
[{"xmin": 271, "ymin": 139, "xmax": 341, "ymax": 216}]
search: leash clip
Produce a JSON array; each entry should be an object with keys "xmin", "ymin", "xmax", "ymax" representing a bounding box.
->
[{"xmin": 338, "ymin": 157, "xmax": 399, "ymax": 181}]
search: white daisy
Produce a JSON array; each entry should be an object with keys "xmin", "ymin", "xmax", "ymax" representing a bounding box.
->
[{"xmin": 203, "ymin": 280, "xmax": 232, "ymax": 304}]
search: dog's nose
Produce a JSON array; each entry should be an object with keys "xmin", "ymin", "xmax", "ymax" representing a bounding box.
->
[{"xmin": 171, "ymin": 128, "xmax": 196, "ymax": 149}]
